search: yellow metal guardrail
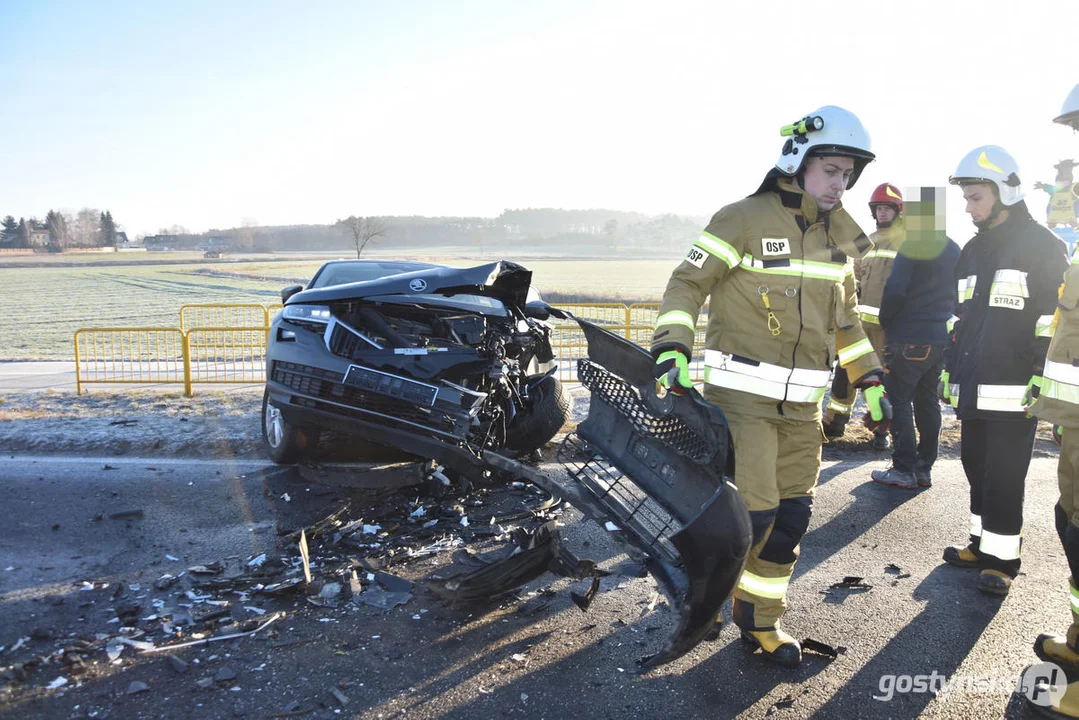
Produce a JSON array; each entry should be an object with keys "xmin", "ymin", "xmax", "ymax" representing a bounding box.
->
[
  {"xmin": 180, "ymin": 304, "xmax": 273, "ymax": 333},
  {"xmin": 186, "ymin": 327, "xmax": 268, "ymax": 385},
  {"xmin": 75, "ymin": 328, "xmax": 191, "ymax": 395},
  {"xmin": 75, "ymin": 303, "xmax": 710, "ymax": 393}
]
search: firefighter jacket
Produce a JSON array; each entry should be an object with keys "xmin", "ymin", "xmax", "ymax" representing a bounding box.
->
[
  {"xmin": 651, "ymin": 177, "xmax": 882, "ymax": 422},
  {"xmin": 945, "ymin": 201, "xmax": 1067, "ymax": 419},
  {"xmin": 854, "ymin": 219, "xmax": 904, "ymax": 327},
  {"xmin": 1029, "ymin": 245, "xmax": 1079, "ymax": 428}
]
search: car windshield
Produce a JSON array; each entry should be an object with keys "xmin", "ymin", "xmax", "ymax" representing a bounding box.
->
[{"xmin": 310, "ymin": 261, "xmax": 436, "ymax": 288}]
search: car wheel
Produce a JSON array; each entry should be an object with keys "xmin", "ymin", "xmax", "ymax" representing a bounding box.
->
[
  {"xmin": 261, "ymin": 388, "xmax": 320, "ymax": 464},
  {"xmin": 503, "ymin": 375, "xmax": 570, "ymax": 457}
]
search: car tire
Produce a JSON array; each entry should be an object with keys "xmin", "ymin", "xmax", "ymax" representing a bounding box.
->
[
  {"xmin": 262, "ymin": 388, "xmax": 321, "ymax": 464},
  {"xmin": 503, "ymin": 375, "xmax": 570, "ymax": 456}
]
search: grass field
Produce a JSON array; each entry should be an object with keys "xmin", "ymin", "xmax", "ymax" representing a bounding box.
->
[{"xmin": 0, "ymin": 253, "xmax": 680, "ymax": 359}]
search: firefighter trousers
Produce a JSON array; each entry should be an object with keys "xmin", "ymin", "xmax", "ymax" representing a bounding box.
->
[
  {"xmin": 960, "ymin": 417, "xmax": 1037, "ymax": 577},
  {"xmin": 1056, "ymin": 428, "xmax": 1079, "ymax": 634},
  {"xmin": 712, "ymin": 394, "xmax": 822, "ymax": 630}
]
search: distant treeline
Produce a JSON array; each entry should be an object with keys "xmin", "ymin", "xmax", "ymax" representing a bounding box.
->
[{"xmin": 142, "ymin": 209, "xmax": 709, "ymax": 256}]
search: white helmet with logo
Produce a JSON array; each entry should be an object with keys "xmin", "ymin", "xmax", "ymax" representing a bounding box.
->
[
  {"xmin": 773, "ymin": 105, "xmax": 875, "ymax": 189},
  {"xmin": 948, "ymin": 145, "xmax": 1024, "ymax": 206},
  {"xmin": 1055, "ymin": 83, "xmax": 1079, "ymax": 130}
]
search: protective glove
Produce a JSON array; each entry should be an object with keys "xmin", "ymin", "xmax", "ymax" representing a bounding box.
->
[
  {"xmin": 938, "ymin": 370, "xmax": 953, "ymax": 406},
  {"xmin": 654, "ymin": 348, "xmax": 693, "ymax": 394},
  {"xmin": 857, "ymin": 372, "xmax": 892, "ymax": 434},
  {"xmin": 1054, "ymin": 425, "xmax": 1064, "ymax": 448},
  {"xmin": 1022, "ymin": 375, "xmax": 1043, "ymax": 409}
]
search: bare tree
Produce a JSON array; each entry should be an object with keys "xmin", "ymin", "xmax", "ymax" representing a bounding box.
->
[
  {"xmin": 73, "ymin": 207, "xmax": 102, "ymax": 247},
  {"xmin": 335, "ymin": 216, "xmax": 387, "ymax": 258}
]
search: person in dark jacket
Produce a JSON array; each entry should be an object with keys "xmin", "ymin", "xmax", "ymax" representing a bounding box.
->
[
  {"xmin": 940, "ymin": 145, "xmax": 1068, "ymax": 597},
  {"xmin": 870, "ymin": 188, "xmax": 960, "ymax": 490}
]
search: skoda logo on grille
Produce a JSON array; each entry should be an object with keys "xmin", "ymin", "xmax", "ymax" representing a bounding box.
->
[{"xmin": 409, "ymin": 279, "xmax": 427, "ymax": 292}]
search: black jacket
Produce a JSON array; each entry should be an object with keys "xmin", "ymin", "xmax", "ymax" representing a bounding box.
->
[
  {"xmin": 879, "ymin": 235, "xmax": 961, "ymax": 345},
  {"xmin": 945, "ymin": 202, "xmax": 1068, "ymax": 420}
]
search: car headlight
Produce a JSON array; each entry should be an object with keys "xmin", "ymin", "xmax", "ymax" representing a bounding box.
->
[{"xmin": 282, "ymin": 305, "xmax": 332, "ymax": 323}]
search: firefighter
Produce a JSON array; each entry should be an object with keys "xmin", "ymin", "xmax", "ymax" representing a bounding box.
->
[
  {"xmin": 941, "ymin": 145, "xmax": 1068, "ymax": 596},
  {"xmin": 822, "ymin": 183, "xmax": 906, "ymax": 451},
  {"xmin": 1022, "ymin": 82, "xmax": 1079, "ymax": 719},
  {"xmin": 652, "ymin": 105, "xmax": 890, "ymax": 667}
]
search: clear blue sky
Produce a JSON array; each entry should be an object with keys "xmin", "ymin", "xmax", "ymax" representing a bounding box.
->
[{"xmin": 1, "ymin": 0, "xmax": 1076, "ymax": 239}]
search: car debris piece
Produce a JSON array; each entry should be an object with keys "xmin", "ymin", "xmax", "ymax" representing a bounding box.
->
[
  {"xmin": 828, "ymin": 577, "xmax": 873, "ymax": 590},
  {"xmin": 427, "ymin": 522, "xmax": 608, "ymax": 607},
  {"xmin": 359, "ymin": 588, "xmax": 412, "ymax": 610},
  {"xmin": 374, "ymin": 572, "xmax": 412, "ymax": 594},
  {"xmin": 472, "ymin": 319, "xmax": 752, "ymax": 672},
  {"xmin": 141, "ymin": 613, "xmax": 282, "ymax": 653},
  {"xmin": 298, "ymin": 460, "xmax": 431, "ymax": 491},
  {"xmin": 801, "ymin": 638, "xmax": 845, "ymax": 659}
]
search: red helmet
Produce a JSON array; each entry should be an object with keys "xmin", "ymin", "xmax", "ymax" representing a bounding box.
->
[{"xmin": 869, "ymin": 183, "xmax": 903, "ymax": 214}]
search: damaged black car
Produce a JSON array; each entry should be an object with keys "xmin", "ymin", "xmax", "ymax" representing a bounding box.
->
[{"xmin": 262, "ymin": 259, "xmax": 570, "ymax": 467}]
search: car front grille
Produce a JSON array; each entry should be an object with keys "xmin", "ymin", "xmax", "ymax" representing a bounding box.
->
[{"xmin": 327, "ymin": 321, "xmax": 375, "ymax": 361}]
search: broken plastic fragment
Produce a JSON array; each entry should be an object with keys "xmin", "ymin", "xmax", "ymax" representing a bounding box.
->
[
  {"xmin": 248, "ymin": 554, "xmax": 267, "ymax": 567},
  {"xmin": 362, "ymin": 524, "xmax": 382, "ymax": 535},
  {"xmin": 801, "ymin": 637, "xmax": 844, "ymax": 659},
  {"xmin": 409, "ymin": 506, "xmax": 426, "ymax": 519},
  {"xmin": 46, "ymin": 677, "xmax": 68, "ymax": 690},
  {"xmin": 281, "ymin": 493, "xmax": 291, "ymax": 502},
  {"xmin": 604, "ymin": 522, "xmax": 620, "ymax": 532},
  {"xmin": 165, "ymin": 554, "xmax": 179, "ymax": 561}
]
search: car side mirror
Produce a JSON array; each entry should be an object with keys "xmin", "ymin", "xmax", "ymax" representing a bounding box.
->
[
  {"xmin": 281, "ymin": 284, "xmax": 304, "ymax": 303},
  {"xmin": 525, "ymin": 300, "xmax": 567, "ymax": 320}
]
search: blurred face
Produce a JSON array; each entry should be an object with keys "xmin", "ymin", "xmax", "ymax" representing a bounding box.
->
[
  {"xmin": 962, "ymin": 183, "xmax": 1005, "ymax": 228},
  {"xmin": 800, "ymin": 156, "xmax": 855, "ymax": 211},
  {"xmin": 873, "ymin": 205, "xmax": 897, "ymax": 225}
]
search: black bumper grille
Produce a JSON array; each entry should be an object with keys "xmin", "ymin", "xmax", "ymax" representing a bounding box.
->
[
  {"xmin": 577, "ymin": 359, "xmax": 711, "ymax": 462},
  {"xmin": 270, "ymin": 361, "xmax": 458, "ymax": 433}
]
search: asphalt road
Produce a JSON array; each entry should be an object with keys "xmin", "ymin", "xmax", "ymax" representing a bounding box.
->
[{"xmin": 0, "ymin": 453, "xmax": 1069, "ymax": 719}]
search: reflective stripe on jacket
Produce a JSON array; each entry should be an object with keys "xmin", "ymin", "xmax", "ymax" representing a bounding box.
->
[
  {"xmin": 652, "ymin": 177, "xmax": 881, "ymax": 421},
  {"xmin": 853, "ymin": 221, "xmax": 903, "ymax": 325},
  {"xmin": 1029, "ymin": 246, "xmax": 1079, "ymax": 427}
]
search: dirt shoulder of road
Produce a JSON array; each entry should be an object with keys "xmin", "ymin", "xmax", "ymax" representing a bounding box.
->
[{"xmin": 0, "ymin": 387, "xmax": 1061, "ymax": 461}]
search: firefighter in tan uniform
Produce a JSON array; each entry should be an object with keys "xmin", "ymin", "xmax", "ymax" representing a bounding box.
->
[
  {"xmin": 651, "ymin": 106, "xmax": 891, "ymax": 668},
  {"xmin": 822, "ymin": 183, "xmax": 906, "ymax": 451},
  {"xmin": 1023, "ymin": 82, "xmax": 1079, "ymax": 719}
]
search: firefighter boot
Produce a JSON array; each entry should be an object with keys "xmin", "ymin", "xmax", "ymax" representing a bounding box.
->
[
  {"xmin": 871, "ymin": 433, "xmax": 891, "ymax": 451},
  {"xmin": 977, "ymin": 569, "xmax": 1012, "ymax": 596},
  {"xmin": 733, "ymin": 598, "xmax": 801, "ymax": 667},
  {"xmin": 821, "ymin": 415, "xmax": 848, "ymax": 439},
  {"xmin": 1035, "ymin": 624, "xmax": 1079, "ymax": 679},
  {"xmin": 943, "ymin": 542, "xmax": 981, "ymax": 569}
]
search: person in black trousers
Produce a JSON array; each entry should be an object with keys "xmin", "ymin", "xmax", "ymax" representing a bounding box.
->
[
  {"xmin": 870, "ymin": 187, "xmax": 960, "ymax": 490},
  {"xmin": 940, "ymin": 146, "xmax": 1068, "ymax": 597}
]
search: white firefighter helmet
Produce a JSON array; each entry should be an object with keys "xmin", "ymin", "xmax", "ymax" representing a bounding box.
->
[
  {"xmin": 1055, "ymin": 83, "xmax": 1079, "ymax": 130},
  {"xmin": 948, "ymin": 145, "xmax": 1024, "ymax": 206},
  {"xmin": 773, "ymin": 105, "xmax": 875, "ymax": 189}
]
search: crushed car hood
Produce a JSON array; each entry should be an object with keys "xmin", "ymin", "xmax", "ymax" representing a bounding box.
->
[{"xmin": 287, "ymin": 261, "xmax": 534, "ymax": 309}]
